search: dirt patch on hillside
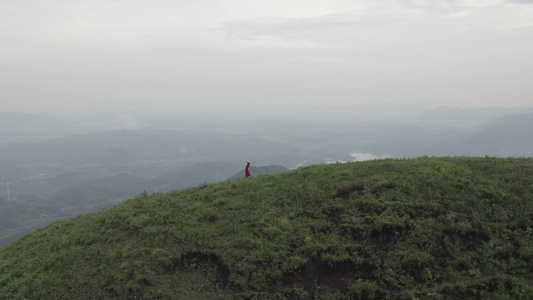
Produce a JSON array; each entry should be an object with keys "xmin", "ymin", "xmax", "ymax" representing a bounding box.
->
[
  {"xmin": 128, "ymin": 277, "xmax": 151, "ymax": 299},
  {"xmin": 371, "ymin": 183, "xmax": 396, "ymax": 197},
  {"xmin": 368, "ymin": 224, "xmax": 409, "ymax": 252},
  {"xmin": 165, "ymin": 251, "xmax": 231, "ymax": 289},
  {"xmin": 444, "ymin": 230, "xmax": 490, "ymax": 251},
  {"xmin": 282, "ymin": 258, "xmax": 357, "ymax": 299},
  {"xmin": 336, "ymin": 185, "xmax": 364, "ymax": 200},
  {"xmin": 323, "ymin": 206, "xmax": 344, "ymax": 225}
]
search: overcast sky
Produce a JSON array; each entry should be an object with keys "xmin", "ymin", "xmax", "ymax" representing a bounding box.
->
[{"xmin": 1, "ymin": 0, "xmax": 532, "ymax": 113}]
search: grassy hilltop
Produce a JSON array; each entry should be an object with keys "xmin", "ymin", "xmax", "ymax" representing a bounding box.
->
[{"xmin": 1, "ymin": 157, "xmax": 533, "ymax": 299}]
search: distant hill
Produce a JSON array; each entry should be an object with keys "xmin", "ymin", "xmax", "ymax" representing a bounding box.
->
[
  {"xmin": 0, "ymin": 112, "xmax": 145, "ymax": 146},
  {"xmin": 50, "ymin": 173, "xmax": 150, "ymax": 205},
  {"xmin": 0, "ymin": 112, "xmax": 71, "ymax": 146},
  {"xmin": 0, "ymin": 127, "xmax": 303, "ymax": 168},
  {"xmin": 228, "ymin": 165, "xmax": 290, "ymax": 180},
  {"xmin": 408, "ymin": 106, "xmax": 533, "ymax": 128},
  {"xmin": 1, "ymin": 157, "xmax": 532, "ymax": 299},
  {"xmin": 452, "ymin": 113, "xmax": 533, "ymax": 157}
]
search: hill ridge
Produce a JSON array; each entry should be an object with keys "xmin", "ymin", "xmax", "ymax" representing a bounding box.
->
[{"xmin": 1, "ymin": 157, "xmax": 532, "ymax": 299}]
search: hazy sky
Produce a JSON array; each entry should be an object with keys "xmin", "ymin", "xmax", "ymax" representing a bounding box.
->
[{"xmin": 1, "ymin": 0, "xmax": 532, "ymax": 113}]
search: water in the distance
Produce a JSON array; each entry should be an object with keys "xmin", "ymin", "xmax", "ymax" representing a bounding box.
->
[{"xmin": 350, "ymin": 152, "xmax": 392, "ymax": 161}]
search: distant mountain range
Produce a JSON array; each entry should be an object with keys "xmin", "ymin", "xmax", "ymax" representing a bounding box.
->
[{"xmin": 408, "ymin": 106, "xmax": 533, "ymax": 128}]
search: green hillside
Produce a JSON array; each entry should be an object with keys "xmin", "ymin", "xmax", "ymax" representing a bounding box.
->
[{"xmin": 1, "ymin": 157, "xmax": 532, "ymax": 299}]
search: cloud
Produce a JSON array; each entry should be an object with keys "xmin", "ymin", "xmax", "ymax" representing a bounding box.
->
[
  {"xmin": 218, "ymin": 8, "xmax": 411, "ymax": 52},
  {"xmin": 218, "ymin": 14, "xmax": 359, "ymax": 54},
  {"xmin": 506, "ymin": 0, "xmax": 533, "ymax": 4},
  {"xmin": 221, "ymin": 14, "xmax": 355, "ymax": 41},
  {"xmin": 395, "ymin": 0, "xmax": 503, "ymax": 13},
  {"xmin": 395, "ymin": 0, "xmax": 468, "ymax": 13}
]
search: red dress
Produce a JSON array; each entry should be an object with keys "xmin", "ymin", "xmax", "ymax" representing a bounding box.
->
[{"xmin": 245, "ymin": 163, "xmax": 251, "ymax": 178}]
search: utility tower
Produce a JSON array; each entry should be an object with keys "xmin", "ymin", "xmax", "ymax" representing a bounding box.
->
[{"xmin": 1, "ymin": 182, "xmax": 11, "ymax": 201}]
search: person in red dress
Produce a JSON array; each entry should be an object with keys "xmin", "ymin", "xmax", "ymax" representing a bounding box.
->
[{"xmin": 245, "ymin": 161, "xmax": 251, "ymax": 178}]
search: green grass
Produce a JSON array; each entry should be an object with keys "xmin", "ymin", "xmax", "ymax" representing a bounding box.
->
[{"xmin": 1, "ymin": 157, "xmax": 533, "ymax": 299}]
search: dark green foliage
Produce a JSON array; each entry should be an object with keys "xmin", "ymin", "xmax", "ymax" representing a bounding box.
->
[{"xmin": 1, "ymin": 157, "xmax": 532, "ymax": 299}]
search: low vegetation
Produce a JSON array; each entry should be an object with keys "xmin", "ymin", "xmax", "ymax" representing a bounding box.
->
[{"xmin": 1, "ymin": 157, "xmax": 532, "ymax": 299}]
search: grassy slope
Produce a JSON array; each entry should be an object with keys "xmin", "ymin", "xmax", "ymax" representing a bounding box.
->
[{"xmin": 1, "ymin": 157, "xmax": 533, "ymax": 299}]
